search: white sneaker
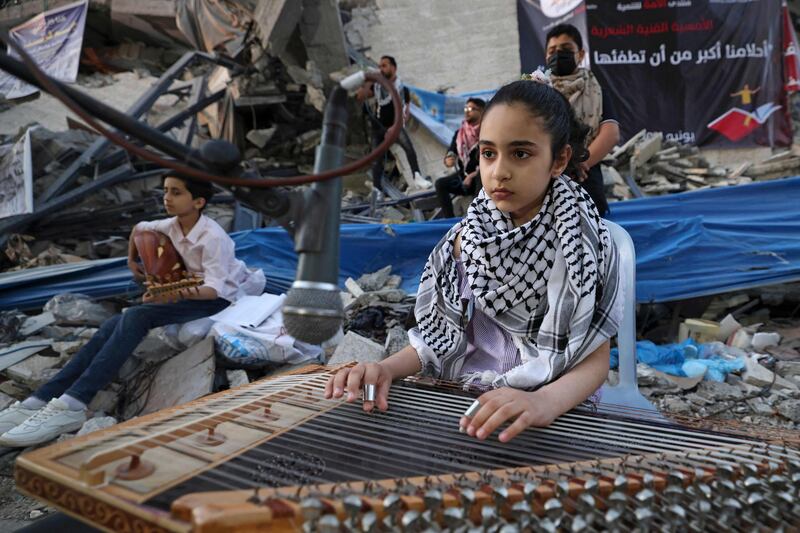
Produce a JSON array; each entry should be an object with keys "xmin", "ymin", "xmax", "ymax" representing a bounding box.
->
[
  {"xmin": 0, "ymin": 402, "xmax": 42, "ymax": 435},
  {"xmin": 0, "ymin": 398, "xmax": 86, "ymax": 447},
  {"xmin": 413, "ymin": 172, "xmax": 433, "ymax": 190}
]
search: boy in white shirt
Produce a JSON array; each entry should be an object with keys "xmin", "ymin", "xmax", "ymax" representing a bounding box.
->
[{"xmin": 0, "ymin": 176, "xmax": 265, "ymax": 447}]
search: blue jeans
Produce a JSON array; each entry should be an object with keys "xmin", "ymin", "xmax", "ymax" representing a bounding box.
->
[{"xmin": 35, "ymin": 298, "xmax": 229, "ymax": 405}]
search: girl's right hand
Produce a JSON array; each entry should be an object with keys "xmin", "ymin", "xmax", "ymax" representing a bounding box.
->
[{"xmin": 324, "ymin": 362, "xmax": 393, "ymax": 413}]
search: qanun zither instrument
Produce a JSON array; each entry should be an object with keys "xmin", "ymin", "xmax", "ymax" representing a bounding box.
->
[{"xmin": 15, "ymin": 365, "xmax": 800, "ymax": 531}]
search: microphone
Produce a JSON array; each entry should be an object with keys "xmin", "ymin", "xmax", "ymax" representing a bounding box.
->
[{"xmin": 282, "ymin": 85, "xmax": 348, "ymax": 344}]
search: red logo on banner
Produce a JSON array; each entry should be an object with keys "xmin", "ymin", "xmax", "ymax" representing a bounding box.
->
[{"xmin": 708, "ymin": 103, "xmax": 782, "ymax": 142}]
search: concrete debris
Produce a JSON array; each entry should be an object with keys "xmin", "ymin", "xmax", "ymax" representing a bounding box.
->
[
  {"xmin": 742, "ymin": 356, "xmax": 798, "ymax": 391},
  {"xmin": 4, "ymin": 350, "xmax": 72, "ymax": 389},
  {"xmin": 226, "ymin": 369, "xmax": 250, "ymax": 388},
  {"xmin": 328, "ymin": 331, "xmax": 386, "ymax": 365},
  {"xmin": 43, "ymin": 294, "xmax": 114, "ymax": 327},
  {"xmin": 123, "ymin": 337, "xmax": 215, "ymax": 418},
  {"xmin": 384, "ymin": 325, "xmax": 409, "ymax": 357},
  {"xmin": 76, "ymin": 416, "xmax": 119, "ymax": 437},
  {"xmin": 777, "ymin": 399, "xmax": 800, "ymax": 423},
  {"xmin": 0, "ymin": 392, "xmax": 15, "ymax": 411},
  {"xmin": 605, "ymin": 131, "xmax": 798, "ymax": 202}
]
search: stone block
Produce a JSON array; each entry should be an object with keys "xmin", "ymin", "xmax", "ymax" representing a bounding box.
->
[
  {"xmin": 384, "ymin": 326, "xmax": 409, "ymax": 357},
  {"xmin": 124, "ymin": 338, "xmax": 215, "ymax": 418},
  {"xmin": 742, "ymin": 356, "xmax": 798, "ymax": 391},
  {"xmin": 77, "ymin": 416, "xmax": 118, "ymax": 436},
  {"xmin": 328, "ymin": 332, "xmax": 385, "ymax": 365},
  {"xmin": 226, "ymin": 370, "xmax": 249, "ymax": 389}
]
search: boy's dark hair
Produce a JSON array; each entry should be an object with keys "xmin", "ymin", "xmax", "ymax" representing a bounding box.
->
[
  {"xmin": 164, "ymin": 175, "xmax": 215, "ymax": 211},
  {"xmin": 545, "ymin": 23, "xmax": 583, "ymax": 50},
  {"xmin": 483, "ymin": 80, "xmax": 589, "ymax": 178},
  {"xmin": 466, "ymin": 97, "xmax": 486, "ymax": 110},
  {"xmin": 381, "ymin": 55, "xmax": 397, "ymax": 67}
]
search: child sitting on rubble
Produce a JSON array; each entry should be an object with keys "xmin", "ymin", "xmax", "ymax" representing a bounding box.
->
[
  {"xmin": 0, "ymin": 176, "xmax": 266, "ymax": 447},
  {"xmin": 325, "ymin": 75, "xmax": 623, "ymax": 443}
]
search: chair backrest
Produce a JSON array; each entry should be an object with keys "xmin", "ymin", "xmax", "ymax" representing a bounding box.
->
[{"xmin": 598, "ymin": 220, "xmax": 659, "ymax": 414}]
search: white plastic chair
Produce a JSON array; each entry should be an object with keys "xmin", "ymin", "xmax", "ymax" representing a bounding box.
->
[{"xmin": 598, "ymin": 221, "xmax": 659, "ymax": 415}]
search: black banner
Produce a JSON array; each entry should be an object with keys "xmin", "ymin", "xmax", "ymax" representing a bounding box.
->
[
  {"xmin": 518, "ymin": 0, "xmax": 791, "ymax": 147},
  {"xmin": 589, "ymin": 0, "xmax": 790, "ymax": 147},
  {"xmin": 518, "ymin": 0, "xmax": 589, "ymax": 72}
]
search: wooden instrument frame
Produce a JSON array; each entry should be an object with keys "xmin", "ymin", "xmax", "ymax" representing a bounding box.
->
[{"xmin": 15, "ymin": 364, "xmax": 799, "ymax": 532}]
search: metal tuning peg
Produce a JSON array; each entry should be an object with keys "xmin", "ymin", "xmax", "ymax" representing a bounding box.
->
[
  {"xmin": 634, "ymin": 507, "xmax": 654, "ymax": 533},
  {"xmin": 480, "ymin": 505, "xmax": 498, "ymax": 529},
  {"xmin": 317, "ymin": 514, "xmax": 341, "ymax": 533},
  {"xmin": 460, "ymin": 488, "xmax": 477, "ymax": 518},
  {"xmin": 542, "ymin": 498, "xmax": 563, "ymax": 527},
  {"xmin": 443, "ymin": 507, "xmax": 467, "ymax": 531},
  {"xmin": 361, "ymin": 511, "xmax": 379, "ymax": 533},
  {"xmin": 521, "ymin": 481, "xmax": 539, "ymax": 504},
  {"xmin": 492, "ymin": 486, "xmax": 510, "ymax": 509},
  {"xmin": 300, "ymin": 497, "xmax": 324, "ymax": 532},
  {"xmin": 510, "ymin": 500, "xmax": 531, "ymax": 529},
  {"xmin": 383, "ymin": 493, "xmax": 403, "ymax": 530},
  {"xmin": 400, "ymin": 510, "xmax": 422, "ymax": 533},
  {"xmin": 424, "ymin": 489, "xmax": 444, "ymax": 514},
  {"xmin": 343, "ymin": 494, "xmax": 363, "ymax": 529}
]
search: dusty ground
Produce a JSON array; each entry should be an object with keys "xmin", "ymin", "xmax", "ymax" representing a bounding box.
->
[{"xmin": 0, "ymin": 449, "xmax": 53, "ymax": 531}]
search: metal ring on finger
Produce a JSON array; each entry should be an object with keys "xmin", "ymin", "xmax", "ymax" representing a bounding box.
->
[{"xmin": 363, "ymin": 383, "xmax": 377, "ymax": 402}]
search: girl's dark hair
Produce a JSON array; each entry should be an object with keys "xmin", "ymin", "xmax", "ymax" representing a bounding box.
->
[
  {"xmin": 483, "ymin": 80, "xmax": 589, "ymax": 178},
  {"xmin": 164, "ymin": 175, "xmax": 215, "ymax": 211}
]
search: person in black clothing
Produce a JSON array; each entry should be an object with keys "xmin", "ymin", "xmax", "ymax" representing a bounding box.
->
[
  {"xmin": 435, "ymin": 97, "xmax": 485, "ymax": 218},
  {"xmin": 357, "ymin": 55, "xmax": 423, "ymax": 196},
  {"xmin": 545, "ymin": 24, "xmax": 620, "ymax": 217}
]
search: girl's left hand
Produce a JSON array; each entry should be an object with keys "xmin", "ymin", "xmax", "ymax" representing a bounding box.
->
[{"xmin": 459, "ymin": 388, "xmax": 556, "ymax": 443}]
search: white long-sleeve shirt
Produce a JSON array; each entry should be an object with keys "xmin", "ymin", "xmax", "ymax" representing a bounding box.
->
[{"xmin": 135, "ymin": 215, "xmax": 265, "ymax": 302}]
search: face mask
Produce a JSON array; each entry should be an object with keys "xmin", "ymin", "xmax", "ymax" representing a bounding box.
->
[{"xmin": 547, "ymin": 50, "xmax": 578, "ymax": 76}]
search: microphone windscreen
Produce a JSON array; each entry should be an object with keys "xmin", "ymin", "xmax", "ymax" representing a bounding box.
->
[{"xmin": 283, "ymin": 286, "xmax": 343, "ymax": 345}]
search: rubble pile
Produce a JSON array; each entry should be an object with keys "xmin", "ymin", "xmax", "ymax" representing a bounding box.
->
[
  {"xmin": 328, "ymin": 266, "xmax": 414, "ymax": 365},
  {"xmin": 619, "ymin": 282, "xmax": 800, "ymax": 428},
  {"xmin": 604, "ymin": 130, "xmax": 800, "ymax": 200}
]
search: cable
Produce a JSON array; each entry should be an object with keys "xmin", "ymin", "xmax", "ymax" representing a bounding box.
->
[{"xmin": 0, "ymin": 33, "xmax": 403, "ymax": 188}]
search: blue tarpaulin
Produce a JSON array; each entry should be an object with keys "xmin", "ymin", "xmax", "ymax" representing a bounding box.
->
[{"xmin": 2, "ymin": 176, "xmax": 799, "ymax": 311}]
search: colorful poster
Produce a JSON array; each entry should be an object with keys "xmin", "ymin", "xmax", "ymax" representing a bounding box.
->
[{"xmin": 0, "ymin": 0, "xmax": 88, "ymax": 99}]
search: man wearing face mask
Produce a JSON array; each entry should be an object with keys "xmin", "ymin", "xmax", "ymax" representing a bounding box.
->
[{"xmin": 545, "ymin": 24, "xmax": 620, "ymax": 217}]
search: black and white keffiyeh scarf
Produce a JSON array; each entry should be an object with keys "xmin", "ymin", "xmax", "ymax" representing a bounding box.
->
[{"xmin": 413, "ymin": 175, "xmax": 622, "ymax": 390}]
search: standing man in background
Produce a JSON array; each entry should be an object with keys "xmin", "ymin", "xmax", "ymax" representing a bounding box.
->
[
  {"xmin": 545, "ymin": 24, "xmax": 619, "ymax": 216},
  {"xmin": 357, "ymin": 55, "xmax": 426, "ymax": 203}
]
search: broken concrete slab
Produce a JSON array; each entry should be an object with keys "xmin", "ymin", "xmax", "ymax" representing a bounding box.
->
[
  {"xmin": 19, "ymin": 312, "xmax": 56, "ymax": 337},
  {"xmin": 43, "ymin": 293, "xmax": 114, "ymax": 327},
  {"xmin": 0, "ymin": 391, "xmax": 14, "ymax": 411},
  {"xmin": 127, "ymin": 337, "xmax": 215, "ymax": 418},
  {"xmin": 384, "ymin": 326, "xmax": 409, "ymax": 357},
  {"xmin": 345, "ymin": 277, "xmax": 365, "ymax": 297},
  {"xmin": 4, "ymin": 349, "xmax": 70, "ymax": 389},
  {"xmin": 328, "ymin": 332, "xmax": 385, "ymax": 365},
  {"xmin": 226, "ymin": 369, "xmax": 249, "ymax": 388},
  {"xmin": 0, "ymin": 341, "xmax": 53, "ymax": 372},
  {"xmin": 696, "ymin": 380, "xmax": 741, "ymax": 402},
  {"xmin": 132, "ymin": 327, "xmax": 179, "ymax": 362},
  {"xmin": 76, "ymin": 416, "xmax": 118, "ymax": 437},
  {"xmin": 742, "ymin": 356, "xmax": 798, "ymax": 391},
  {"xmin": 356, "ymin": 265, "xmax": 393, "ymax": 292},
  {"xmin": 777, "ymin": 399, "xmax": 800, "ymax": 423},
  {"xmin": 88, "ymin": 388, "xmax": 120, "ymax": 416},
  {"xmin": 0, "ymin": 380, "xmax": 31, "ymax": 400}
]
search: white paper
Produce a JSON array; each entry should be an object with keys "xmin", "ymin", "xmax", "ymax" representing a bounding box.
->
[{"xmin": 209, "ymin": 293, "xmax": 285, "ymax": 328}]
